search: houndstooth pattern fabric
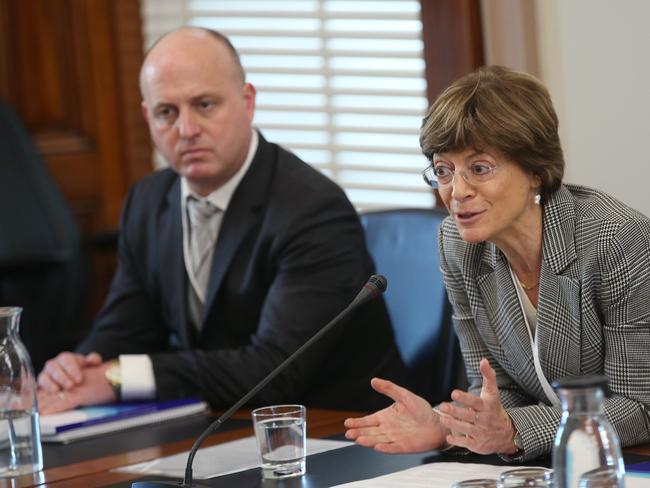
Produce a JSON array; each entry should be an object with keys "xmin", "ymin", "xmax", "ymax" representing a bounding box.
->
[{"xmin": 438, "ymin": 183, "xmax": 650, "ymax": 461}]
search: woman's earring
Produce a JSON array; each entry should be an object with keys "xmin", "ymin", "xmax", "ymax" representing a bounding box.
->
[{"xmin": 534, "ymin": 193, "xmax": 541, "ymax": 205}]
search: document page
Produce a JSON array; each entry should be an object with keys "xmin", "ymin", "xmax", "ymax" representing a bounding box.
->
[
  {"xmin": 330, "ymin": 462, "xmax": 650, "ymax": 488},
  {"xmin": 114, "ymin": 436, "xmax": 351, "ymax": 479},
  {"xmin": 331, "ymin": 463, "xmax": 509, "ymax": 487}
]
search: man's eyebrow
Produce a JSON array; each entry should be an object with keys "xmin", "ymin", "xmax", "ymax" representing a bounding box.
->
[{"xmin": 190, "ymin": 93, "xmax": 219, "ymax": 101}]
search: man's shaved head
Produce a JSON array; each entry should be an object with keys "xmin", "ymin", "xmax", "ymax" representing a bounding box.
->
[{"xmin": 140, "ymin": 27, "xmax": 245, "ymax": 96}]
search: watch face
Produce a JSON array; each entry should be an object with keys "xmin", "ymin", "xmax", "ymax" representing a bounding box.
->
[
  {"xmin": 106, "ymin": 362, "xmax": 121, "ymax": 386},
  {"xmin": 514, "ymin": 433, "xmax": 524, "ymax": 450}
]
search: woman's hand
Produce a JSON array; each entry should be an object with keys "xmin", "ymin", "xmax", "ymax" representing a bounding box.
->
[
  {"xmin": 344, "ymin": 377, "xmax": 447, "ymax": 454},
  {"xmin": 437, "ymin": 358, "xmax": 518, "ymax": 455}
]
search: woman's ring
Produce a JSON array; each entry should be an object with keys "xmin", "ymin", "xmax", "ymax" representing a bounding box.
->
[
  {"xmin": 474, "ymin": 412, "xmax": 480, "ymax": 423},
  {"xmin": 58, "ymin": 391, "xmax": 65, "ymax": 400}
]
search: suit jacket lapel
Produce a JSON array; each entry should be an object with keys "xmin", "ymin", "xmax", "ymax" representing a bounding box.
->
[
  {"xmin": 159, "ymin": 177, "xmax": 193, "ymax": 347},
  {"xmin": 536, "ymin": 186, "xmax": 581, "ymax": 380},
  {"xmin": 477, "ymin": 244, "xmax": 542, "ymax": 395},
  {"xmin": 202, "ymin": 134, "xmax": 272, "ymax": 323},
  {"xmin": 536, "ymin": 264, "xmax": 581, "ymax": 380}
]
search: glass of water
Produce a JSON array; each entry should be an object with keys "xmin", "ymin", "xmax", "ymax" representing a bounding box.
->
[
  {"xmin": 499, "ymin": 467, "xmax": 553, "ymax": 487},
  {"xmin": 252, "ymin": 404, "xmax": 306, "ymax": 479}
]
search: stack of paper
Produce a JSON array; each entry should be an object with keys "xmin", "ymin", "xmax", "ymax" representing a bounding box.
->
[{"xmin": 40, "ymin": 397, "xmax": 208, "ymax": 443}]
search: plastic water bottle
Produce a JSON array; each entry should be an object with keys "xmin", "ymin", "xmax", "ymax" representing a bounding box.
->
[
  {"xmin": 0, "ymin": 307, "xmax": 43, "ymax": 477},
  {"xmin": 552, "ymin": 375, "xmax": 624, "ymax": 488}
]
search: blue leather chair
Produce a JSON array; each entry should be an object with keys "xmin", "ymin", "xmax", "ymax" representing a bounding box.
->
[{"xmin": 359, "ymin": 208, "xmax": 466, "ymax": 404}]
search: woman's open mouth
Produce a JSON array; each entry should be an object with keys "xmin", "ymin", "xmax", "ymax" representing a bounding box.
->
[{"xmin": 454, "ymin": 210, "xmax": 485, "ymax": 224}]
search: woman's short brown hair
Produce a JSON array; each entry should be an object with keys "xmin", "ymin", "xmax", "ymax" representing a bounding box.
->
[{"xmin": 420, "ymin": 65, "xmax": 564, "ymax": 198}]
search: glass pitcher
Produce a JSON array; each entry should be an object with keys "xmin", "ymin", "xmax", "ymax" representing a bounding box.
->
[
  {"xmin": 552, "ymin": 375, "xmax": 624, "ymax": 488},
  {"xmin": 0, "ymin": 307, "xmax": 43, "ymax": 477}
]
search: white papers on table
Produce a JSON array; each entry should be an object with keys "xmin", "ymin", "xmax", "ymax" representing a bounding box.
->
[
  {"xmin": 113, "ymin": 436, "xmax": 351, "ymax": 480},
  {"xmin": 330, "ymin": 463, "xmax": 650, "ymax": 488},
  {"xmin": 331, "ymin": 463, "xmax": 536, "ymax": 487}
]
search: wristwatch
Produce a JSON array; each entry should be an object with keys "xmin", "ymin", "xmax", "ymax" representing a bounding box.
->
[
  {"xmin": 105, "ymin": 359, "xmax": 122, "ymax": 399},
  {"xmin": 513, "ymin": 432, "xmax": 524, "ymax": 453}
]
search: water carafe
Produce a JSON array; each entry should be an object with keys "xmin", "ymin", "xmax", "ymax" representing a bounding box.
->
[
  {"xmin": 0, "ymin": 307, "xmax": 43, "ymax": 477},
  {"xmin": 552, "ymin": 375, "xmax": 624, "ymax": 488}
]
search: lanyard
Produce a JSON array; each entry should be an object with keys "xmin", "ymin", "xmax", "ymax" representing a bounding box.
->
[{"xmin": 508, "ymin": 265, "xmax": 560, "ymax": 407}]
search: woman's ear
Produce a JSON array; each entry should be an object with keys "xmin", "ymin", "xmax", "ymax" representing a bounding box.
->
[{"xmin": 530, "ymin": 173, "xmax": 542, "ymax": 192}]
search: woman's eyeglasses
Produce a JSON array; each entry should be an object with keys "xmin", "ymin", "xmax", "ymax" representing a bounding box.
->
[{"xmin": 422, "ymin": 161, "xmax": 499, "ymax": 189}]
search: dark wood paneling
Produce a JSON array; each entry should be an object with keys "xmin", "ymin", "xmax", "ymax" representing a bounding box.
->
[
  {"xmin": 0, "ymin": 0, "xmax": 151, "ymax": 318},
  {"xmin": 0, "ymin": 0, "xmax": 151, "ymax": 235},
  {"xmin": 420, "ymin": 0, "xmax": 484, "ymax": 207},
  {"xmin": 0, "ymin": 5, "xmax": 11, "ymax": 100},
  {"xmin": 114, "ymin": 0, "xmax": 155, "ymax": 186},
  {"xmin": 420, "ymin": 0, "xmax": 485, "ymax": 103}
]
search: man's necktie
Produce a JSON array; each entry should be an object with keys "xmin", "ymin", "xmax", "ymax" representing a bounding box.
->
[{"xmin": 187, "ymin": 197, "xmax": 220, "ymax": 302}]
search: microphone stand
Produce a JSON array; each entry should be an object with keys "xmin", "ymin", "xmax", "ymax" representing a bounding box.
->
[{"xmin": 132, "ymin": 274, "xmax": 387, "ymax": 488}]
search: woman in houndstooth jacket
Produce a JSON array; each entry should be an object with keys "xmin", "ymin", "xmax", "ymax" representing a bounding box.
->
[{"xmin": 344, "ymin": 65, "xmax": 650, "ymax": 461}]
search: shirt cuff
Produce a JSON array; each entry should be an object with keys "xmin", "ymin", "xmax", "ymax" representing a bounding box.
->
[{"xmin": 119, "ymin": 354, "xmax": 156, "ymax": 401}]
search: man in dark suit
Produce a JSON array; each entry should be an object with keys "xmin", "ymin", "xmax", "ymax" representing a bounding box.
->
[{"xmin": 37, "ymin": 27, "xmax": 405, "ymax": 412}]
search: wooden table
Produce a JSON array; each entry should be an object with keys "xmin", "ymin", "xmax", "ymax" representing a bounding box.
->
[{"xmin": 2, "ymin": 409, "xmax": 649, "ymax": 488}]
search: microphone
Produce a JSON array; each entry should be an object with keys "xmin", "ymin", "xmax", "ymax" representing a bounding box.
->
[{"xmin": 132, "ymin": 274, "xmax": 387, "ymax": 488}]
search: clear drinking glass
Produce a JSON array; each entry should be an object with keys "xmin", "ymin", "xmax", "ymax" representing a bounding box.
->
[
  {"xmin": 252, "ymin": 404, "xmax": 306, "ymax": 479},
  {"xmin": 452, "ymin": 479, "xmax": 499, "ymax": 488},
  {"xmin": 0, "ymin": 307, "xmax": 43, "ymax": 477},
  {"xmin": 499, "ymin": 467, "xmax": 553, "ymax": 487},
  {"xmin": 551, "ymin": 376, "xmax": 624, "ymax": 488}
]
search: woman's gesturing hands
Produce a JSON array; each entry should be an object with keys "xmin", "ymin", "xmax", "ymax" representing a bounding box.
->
[
  {"xmin": 344, "ymin": 377, "xmax": 448, "ymax": 453},
  {"xmin": 437, "ymin": 358, "xmax": 518, "ymax": 455},
  {"xmin": 345, "ymin": 358, "xmax": 519, "ymax": 456}
]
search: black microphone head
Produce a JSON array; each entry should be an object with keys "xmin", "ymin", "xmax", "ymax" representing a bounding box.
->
[
  {"xmin": 368, "ymin": 274, "xmax": 388, "ymax": 293},
  {"xmin": 351, "ymin": 274, "xmax": 388, "ymax": 306}
]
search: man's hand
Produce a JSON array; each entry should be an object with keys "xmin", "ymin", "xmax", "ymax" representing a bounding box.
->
[
  {"xmin": 38, "ymin": 352, "xmax": 103, "ymax": 393},
  {"xmin": 343, "ymin": 378, "xmax": 447, "ymax": 454},
  {"xmin": 38, "ymin": 361, "xmax": 117, "ymax": 414},
  {"xmin": 437, "ymin": 358, "xmax": 518, "ymax": 455}
]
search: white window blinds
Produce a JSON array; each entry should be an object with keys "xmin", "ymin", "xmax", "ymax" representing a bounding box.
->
[{"xmin": 141, "ymin": 0, "xmax": 434, "ymax": 210}]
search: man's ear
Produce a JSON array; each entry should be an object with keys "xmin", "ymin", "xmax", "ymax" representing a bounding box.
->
[
  {"xmin": 243, "ymin": 83, "xmax": 256, "ymax": 122},
  {"xmin": 141, "ymin": 101, "xmax": 150, "ymax": 123}
]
